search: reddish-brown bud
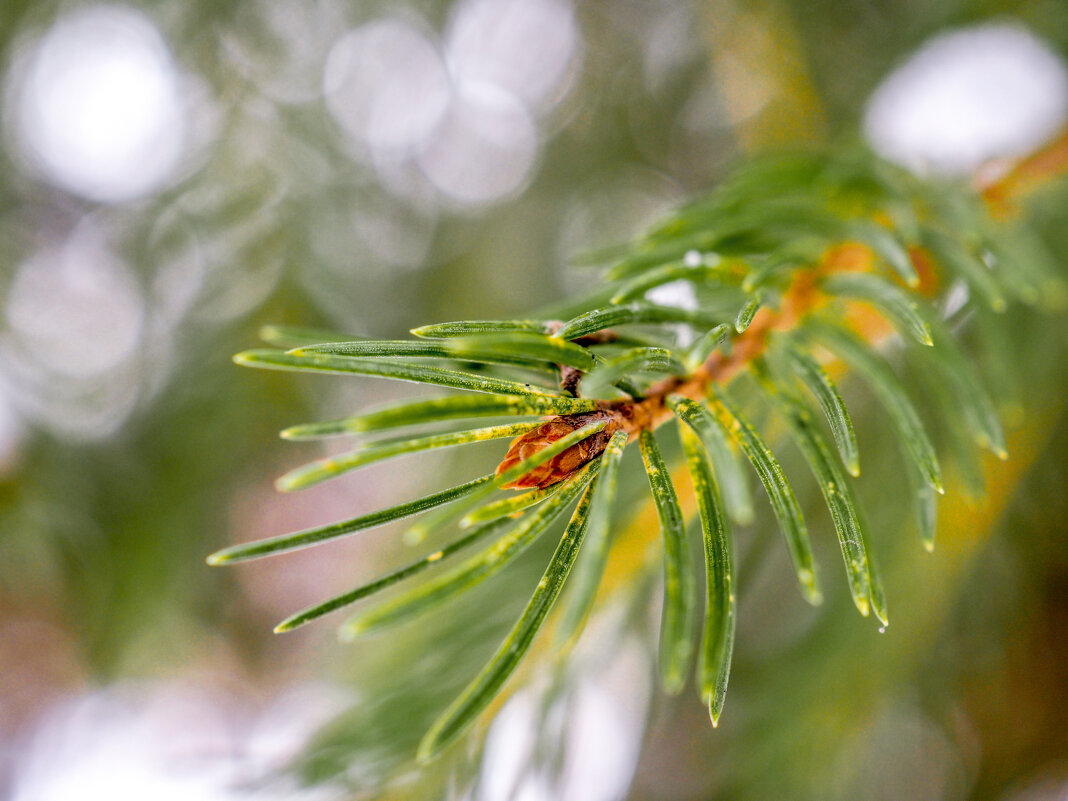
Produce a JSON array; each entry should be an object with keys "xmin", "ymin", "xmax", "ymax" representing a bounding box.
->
[{"xmin": 496, "ymin": 411, "xmax": 620, "ymax": 489}]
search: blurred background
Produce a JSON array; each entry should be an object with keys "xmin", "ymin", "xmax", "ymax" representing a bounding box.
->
[{"xmin": 0, "ymin": 0, "xmax": 1066, "ymax": 799}]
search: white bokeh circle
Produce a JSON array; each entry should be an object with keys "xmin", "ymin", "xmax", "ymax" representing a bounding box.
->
[
  {"xmin": 323, "ymin": 19, "xmax": 451, "ymax": 152},
  {"xmin": 417, "ymin": 81, "xmax": 538, "ymax": 207},
  {"xmin": 9, "ymin": 5, "xmax": 187, "ymax": 202},
  {"xmin": 444, "ymin": 0, "xmax": 579, "ymax": 114}
]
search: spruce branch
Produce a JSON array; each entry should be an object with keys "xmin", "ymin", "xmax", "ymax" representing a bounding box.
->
[{"xmin": 212, "ymin": 140, "xmax": 1068, "ymax": 763}]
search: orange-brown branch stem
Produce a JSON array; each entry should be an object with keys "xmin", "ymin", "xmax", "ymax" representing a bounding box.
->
[
  {"xmin": 498, "ymin": 252, "xmax": 858, "ymax": 489},
  {"xmin": 979, "ymin": 126, "xmax": 1068, "ymax": 218}
]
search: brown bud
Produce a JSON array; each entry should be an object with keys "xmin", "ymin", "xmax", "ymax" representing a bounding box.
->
[{"xmin": 496, "ymin": 411, "xmax": 620, "ymax": 489}]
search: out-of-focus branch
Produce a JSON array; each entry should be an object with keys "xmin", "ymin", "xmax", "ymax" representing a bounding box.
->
[{"xmin": 978, "ymin": 126, "xmax": 1068, "ymax": 217}]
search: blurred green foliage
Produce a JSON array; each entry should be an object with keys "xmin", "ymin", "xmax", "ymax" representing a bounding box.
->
[{"xmin": 0, "ymin": 0, "xmax": 1066, "ymax": 800}]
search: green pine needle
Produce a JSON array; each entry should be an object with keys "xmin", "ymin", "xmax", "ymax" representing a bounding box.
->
[
  {"xmin": 459, "ymin": 483, "xmax": 564, "ymax": 528},
  {"xmin": 582, "ymin": 347, "xmax": 686, "ymax": 397},
  {"xmin": 553, "ymin": 302, "xmax": 724, "ymax": 341},
  {"xmin": 417, "ymin": 473, "xmax": 600, "ymax": 762},
  {"xmin": 686, "ymin": 323, "xmax": 733, "ymax": 371},
  {"xmin": 609, "ymin": 260, "xmax": 729, "ymax": 304},
  {"xmin": 338, "ymin": 462, "xmax": 599, "ymax": 640},
  {"xmin": 554, "ymin": 430, "xmax": 629, "ymax": 646},
  {"xmin": 639, "ymin": 430, "xmax": 698, "ymax": 695},
  {"xmin": 822, "ymin": 272, "xmax": 934, "ymax": 347},
  {"xmin": 708, "ymin": 386, "xmax": 821, "ymax": 604},
  {"xmin": 275, "ymin": 422, "xmax": 541, "ymax": 492},
  {"xmin": 678, "ymin": 425, "xmax": 735, "ymax": 724},
  {"xmin": 802, "ymin": 321, "xmax": 944, "ymax": 494},
  {"xmin": 752, "ymin": 359, "xmax": 874, "ymax": 617},
  {"xmin": 411, "ymin": 320, "xmax": 550, "ymax": 338},
  {"xmin": 845, "ymin": 220, "xmax": 919, "ymax": 287},
  {"xmin": 234, "ymin": 349, "xmax": 563, "ymax": 397},
  {"xmin": 294, "ymin": 332, "xmax": 596, "ymax": 372},
  {"xmin": 280, "ymin": 394, "xmax": 599, "ymax": 440},
  {"xmin": 273, "ymin": 516, "xmax": 512, "ymax": 633},
  {"xmin": 207, "ymin": 474, "xmax": 494, "ymax": 565},
  {"xmin": 666, "ymin": 396, "xmax": 755, "ymax": 525},
  {"xmin": 734, "ymin": 294, "xmax": 763, "ymax": 334},
  {"xmin": 912, "ymin": 312, "xmax": 1008, "ymax": 460},
  {"xmin": 777, "ymin": 341, "xmax": 861, "ymax": 477},
  {"xmin": 919, "ymin": 228, "xmax": 1008, "ymax": 313}
]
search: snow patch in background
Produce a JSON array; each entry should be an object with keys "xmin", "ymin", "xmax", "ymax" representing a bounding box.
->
[
  {"xmin": 477, "ymin": 636, "xmax": 649, "ymax": 801},
  {"xmin": 864, "ymin": 24, "xmax": 1068, "ymax": 175},
  {"xmin": 9, "ymin": 682, "xmax": 351, "ymax": 801}
]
